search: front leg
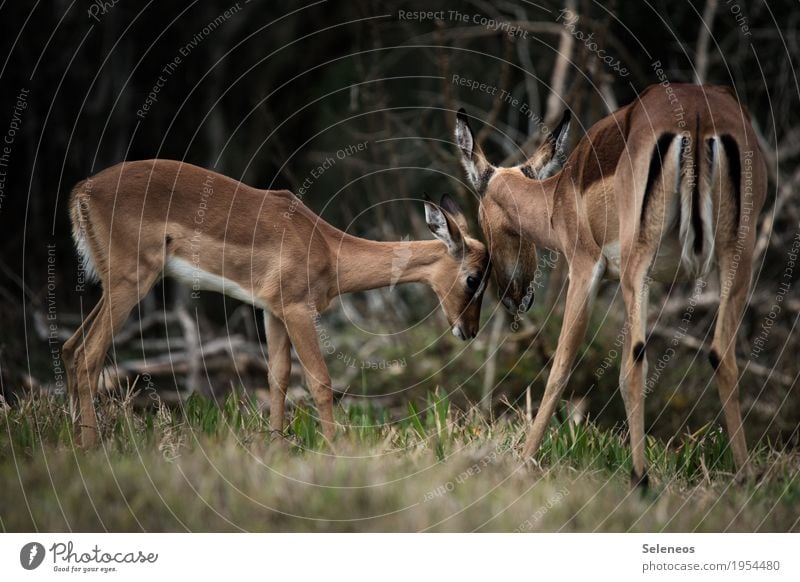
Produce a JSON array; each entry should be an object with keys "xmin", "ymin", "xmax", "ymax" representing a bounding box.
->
[
  {"xmin": 522, "ymin": 256, "xmax": 605, "ymax": 462},
  {"xmin": 266, "ymin": 311, "xmax": 292, "ymax": 439},
  {"xmin": 281, "ymin": 304, "xmax": 336, "ymax": 442}
]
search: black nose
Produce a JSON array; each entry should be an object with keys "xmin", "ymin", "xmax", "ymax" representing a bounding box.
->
[
  {"xmin": 523, "ymin": 292, "xmax": 534, "ymax": 312},
  {"xmin": 501, "ymin": 296, "xmax": 516, "ymax": 313}
]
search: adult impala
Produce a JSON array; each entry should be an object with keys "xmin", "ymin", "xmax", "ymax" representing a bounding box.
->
[
  {"xmin": 455, "ymin": 84, "xmax": 766, "ymax": 485},
  {"xmin": 62, "ymin": 159, "xmax": 489, "ymax": 447}
]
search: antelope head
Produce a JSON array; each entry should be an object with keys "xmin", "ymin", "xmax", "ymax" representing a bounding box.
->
[
  {"xmin": 423, "ymin": 194, "xmax": 490, "ymax": 340},
  {"xmin": 454, "ymin": 108, "xmax": 571, "ymax": 314}
]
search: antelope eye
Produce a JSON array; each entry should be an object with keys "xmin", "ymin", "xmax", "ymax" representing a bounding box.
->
[{"xmin": 466, "ymin": 275, "xmax": 480, "ymax": 291}]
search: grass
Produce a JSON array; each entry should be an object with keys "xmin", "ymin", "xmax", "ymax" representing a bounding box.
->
[{"xmin": 0, "ymin": 389, "xmax": 798, "ymax": 532}]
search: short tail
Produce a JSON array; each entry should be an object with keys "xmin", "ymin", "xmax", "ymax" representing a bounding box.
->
[
  {"xmin": 69, "ymin": 180, "xmax": 100, "ymax": 284},
  {"xmin": 676, "ymin": 117, "xmax": 717, "ymax": 278}
]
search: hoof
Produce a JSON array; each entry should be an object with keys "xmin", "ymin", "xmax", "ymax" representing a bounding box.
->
[
  {"xmin": 78, "ymin": 424, "xmax": 99, "ymax": 448},
  {"xmin": 631, "ymin": 468, "xmax": 650, "ymax": 492},
  {"xmin": 734, "ymin": 464, "xmax": 761, "ymax": 485},
  {"xmin": 268, "ymin": 433, "xmax": 292, "ymax": 453}
]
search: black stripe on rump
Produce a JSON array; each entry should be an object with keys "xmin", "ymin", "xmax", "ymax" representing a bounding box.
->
[
  {"xmin": 640, "ymin": 132, "xmax": 676, "ymax": 229},
  {"xmin": 719, "ymin": 134, "xmax": 741, "ymax": 233},
  {"xmin": 692, "ymin": 113, "xmax": 703, "ymax": 254}
]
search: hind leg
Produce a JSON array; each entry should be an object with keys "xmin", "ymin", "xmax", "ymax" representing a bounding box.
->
[
  {"xmin": 71, "ymin": 268, "xmax": 161, "ymax": 447},
  {"xmin": 63, "ymin": 297, "xmax": 105, "ymax": 404},
  {"xmin": 710, "ymin": 253, "xmax": 752, "ymax": 474}
]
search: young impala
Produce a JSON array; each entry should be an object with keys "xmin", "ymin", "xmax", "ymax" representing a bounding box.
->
[
  {"xmin": 455, "ymin": 84, "xmax": 766, "ymax": 485},
  {"xmin": 63, "ymin": 159, "xmax": 489, "ymax": 447}
]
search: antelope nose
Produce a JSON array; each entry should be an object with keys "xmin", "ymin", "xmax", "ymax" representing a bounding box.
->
[
  {"xmin": 452, "ymin": 324, "xmax": 476, "ymax": 342},
  {"xmin": 522, "ymin": 292, "xmax": 534, "ymax": 312},
  {"xmin": 501, "ymin": 296, "xmax": 517, "ymax": 313}
]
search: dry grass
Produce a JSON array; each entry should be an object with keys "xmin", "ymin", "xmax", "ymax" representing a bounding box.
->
[{"xmin": 0, "ymin": 390, "xmax": 798, "ymax": 532}]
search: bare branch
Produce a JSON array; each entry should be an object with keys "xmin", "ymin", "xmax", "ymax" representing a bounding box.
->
[
  {"xmin": 544, "ymin": 0, "xmax": 576, "ymax": 126},
  {"xmin": 693, "ymin": 0, "xmax": 719, "ymax": 84}
]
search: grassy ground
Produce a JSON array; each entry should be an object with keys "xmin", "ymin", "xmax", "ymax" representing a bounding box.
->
[{"xmin": 1, "ymin": 390, "xmax": 798, "ymax": 532}]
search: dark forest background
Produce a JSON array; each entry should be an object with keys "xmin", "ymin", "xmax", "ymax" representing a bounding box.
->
[{"xmin": 0, "ymin": 0, "xmax": 798, "ymax": 445}]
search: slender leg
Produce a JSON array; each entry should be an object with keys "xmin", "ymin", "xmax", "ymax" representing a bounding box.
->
[
  {"xmin": 266, "ymin": 311, "xmax": 292, "ymax": 438},
  {"xmin": 71, "ymin": 271, "xmax": 160, "ymax": 447},
  {"xmin": 522, "ymin": 256, "xmax": 604, "ymax": 461},
  {"xmin": 71, "ymin": 296, "xmax": 116, "ymax": 447},
  {"xmin": 619, "ymin": 255, "xmax": 653, "ymax": 486},
  {"xmin": 281, "ymin": 305, "xmax": 335, "ymax": 442},
  {"xmin": 711, "ymin": 255, "xmax": 751, "ymax": 474},
  {"xmin": 63, "ymin": 297, "xmax": 105, "ymax": 404}
]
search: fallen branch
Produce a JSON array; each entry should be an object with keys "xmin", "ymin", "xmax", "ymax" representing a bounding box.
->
[{"xmin": 649, "ymin": 326, "xmax": 794, "ymax": 386}]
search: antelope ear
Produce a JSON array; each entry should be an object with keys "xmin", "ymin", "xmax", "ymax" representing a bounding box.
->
[
  {"xmin": 539, "ymin": 109, "xmax": 572, "ymax": 178},
  {"xmin": 551, "ymin": 109, "xmax": 571, "ymax": 160},
  {"xmin": 424, "ymin": 193, "xmax": 465, "ymax": 259},
  {"xmin": 455, "ymin": 108, "xmax": 492, "ymax": 194},
  {"xmin": 455, "ymin": 109, "xmax": 475, "ymax": 158},
  {"xmin": 440, "ymin": 193, "xmax": 469, "ymax": 233}
]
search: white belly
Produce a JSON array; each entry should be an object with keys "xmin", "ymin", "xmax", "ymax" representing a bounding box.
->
[{"xmin": 164, "ymin": 256, "xmax": 266, "ymax": 308}]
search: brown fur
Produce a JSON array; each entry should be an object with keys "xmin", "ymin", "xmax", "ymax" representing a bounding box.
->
[
  {"xmin": 457, "ymin": 84, "xmax": 767, "ymax": 483},
  {"xmin": 63, "ymin": 160, "xmax": 489, "ymax": 447}
]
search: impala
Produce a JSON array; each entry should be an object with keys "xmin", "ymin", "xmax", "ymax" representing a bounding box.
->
[
  {"xmin": 455, "ymin": 83, "xmax": 766, "ymax": 485},
  {"xmin": 62, "ymin": 159, "xmax": 489, "ymax": 447}
]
